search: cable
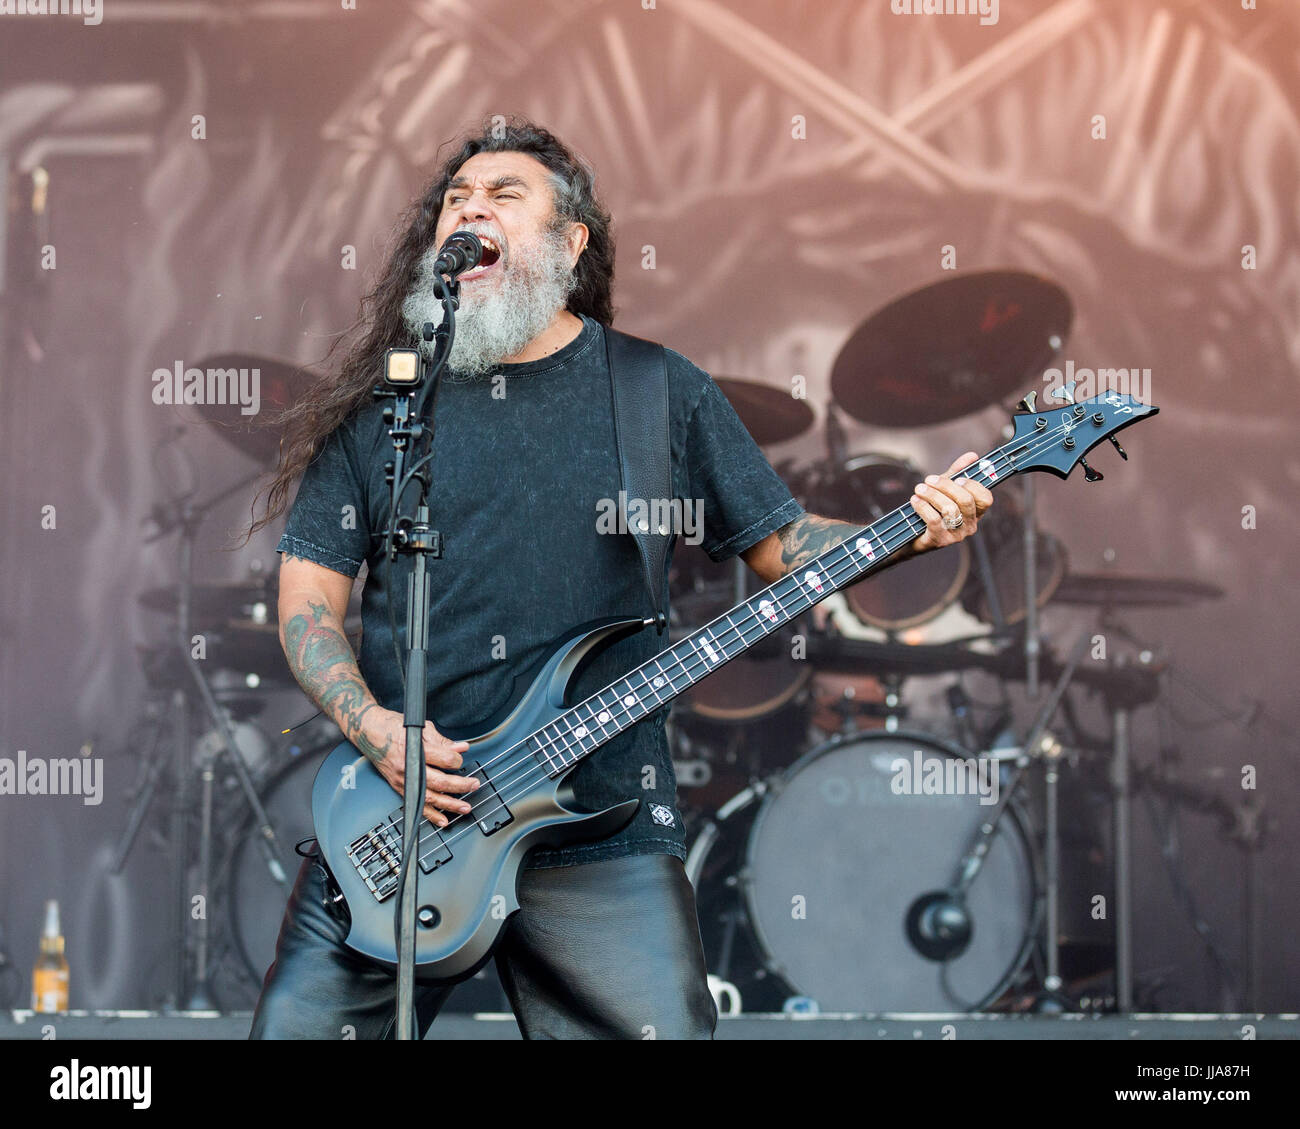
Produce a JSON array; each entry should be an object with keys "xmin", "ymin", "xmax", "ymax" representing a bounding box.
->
[
  {"xmin": 1139, "ymin": 782, "xmax": 1240, "ymax": 1009},
  {"xmin": 379, "ymin": 269, "xmax": 454, "ymax": 698}
]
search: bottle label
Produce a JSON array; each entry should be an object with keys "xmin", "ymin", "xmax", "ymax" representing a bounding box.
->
[{"xmin": 32, "ymin": 969, "xmax": 69, "ymax": 1013}]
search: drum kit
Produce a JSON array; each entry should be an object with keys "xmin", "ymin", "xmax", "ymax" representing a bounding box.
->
[
  {"xmin": 113, "ymin": 274, "xmax": 1242, "ymax": 1015},
  {"xmin": 664, "ymin": 271, "xmax": 1240, "ymax": 1015}
]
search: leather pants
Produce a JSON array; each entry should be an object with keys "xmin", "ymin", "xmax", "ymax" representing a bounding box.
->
[{"xmin": 248, "ymin": 848, "xmax": 717, "ymax": 1040}]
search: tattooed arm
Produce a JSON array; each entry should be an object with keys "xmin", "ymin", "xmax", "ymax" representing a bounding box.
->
[
  {"xmin": 741, "ymin": 513, "xmax": 919, "ymax": 585},
  {"xmin": 278, "ymin": 554, "xmax": 479, "ymax": 827},
  {"xmin": 741, "ymin": 453, "xmax": 994, "ymax": 585}
]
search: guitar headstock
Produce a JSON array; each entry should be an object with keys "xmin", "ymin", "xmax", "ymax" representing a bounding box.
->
[{"xmin": 1008, "ymin": 390, "xmax": 1159, "ymax": 481}]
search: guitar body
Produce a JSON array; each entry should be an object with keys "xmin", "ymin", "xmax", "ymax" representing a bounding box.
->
[{"xmin": 310, "ymin": 616, "xmax": 645, "ymax": 981}]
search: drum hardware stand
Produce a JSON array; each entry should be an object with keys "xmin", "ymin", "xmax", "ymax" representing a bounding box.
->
[
  {"xmin": 712, "ymin": 904, "xmax": 745, "ymax": 993},
  {"xmin": 945, "ymin": 683, "xmax": 982, "ymax": 756},
  {"xmin": 1074, "ymin": 604, "xmax": 1190, "ymax": 1014},
  {"xmin": 903, "ymin": 633, "xmax": 1089, "ymax": 1007},
  {"xmin": 110, "ymin": 695, "xmax": 173, "ymax": 876},
  {"xmin": 968, "ymin": 525, "xmax": 1006, "ymax": 631},
  {"xmin": 967, "ymin": 407, "xmax": 1006, "ymax": 633},
  {"xmin": 824, "ymin": 402, "xmax": 850, "ymax": 475},
  {"xmin": 1230, "ymin": 793, "xmax": 1265, "ymax": 1013},
  {"xmin": 830, "ymin": 686, "xmax": 864, "ymax": 737},
  {"xmin": 1017, "ymin": 386, "xmax": 1070, "ymax": 699},
  {"xmin": 115, "ymin": 469, "xmax": 293, "ymax": 1011},
  {"xmin": 684, "ymin": 777, "xmax": 770, "ymax": 993},
  {"xmin": 1037, "ymin": 727, "xmax": 1072, "ymax": 1012},
  {"xmin": 1099, "ymin": 610, "xmax": 1274, "ymax": 1012},
  {"xmin": 1022, "ymin": 472, "xmax": 1040, "ymax": 699},
  {"xmin": 666, "ymin": 719, "xmax": 713, "ymax": 789},
  {"xmin": 881, "ymin": 672, "xmax": 905, "ymax": 733},
  {"xmin": 1134, "ymin": 765, "xmax": 1266, "ymax": 1011},
  {"xmin": 1106, "ymin": 660, "xmax": 1136, "ymax": 1013}
]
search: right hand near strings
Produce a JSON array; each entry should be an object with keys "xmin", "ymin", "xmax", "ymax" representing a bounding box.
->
[{"xmin": 362, "ymin": 708, "xmax": 481, "ymax": 828}]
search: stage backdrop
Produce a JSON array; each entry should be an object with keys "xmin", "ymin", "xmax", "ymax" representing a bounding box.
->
[{"xmin": 1, "ymin": 0, "xmax": 1297, "ymax": 1014}]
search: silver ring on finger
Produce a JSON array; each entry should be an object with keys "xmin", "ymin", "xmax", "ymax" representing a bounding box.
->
[{"xmin": 943, "ymin": 512, "xmax": 965, "ymax": 530}]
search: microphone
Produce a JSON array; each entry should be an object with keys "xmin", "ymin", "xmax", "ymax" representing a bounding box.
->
[{"xmin": 432, "ymin": 230, "xmax": 483, "ymax": 278}]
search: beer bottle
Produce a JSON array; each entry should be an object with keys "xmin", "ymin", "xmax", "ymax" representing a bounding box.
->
[{"xmin": 32, "ymin": 900, "xmax": 69, "ymax": 1013}]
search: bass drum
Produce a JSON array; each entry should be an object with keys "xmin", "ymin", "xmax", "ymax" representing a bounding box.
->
[
  {"xmin": 227, "ymin": 738, "xmax": 333, "ymax": 986},
  {"xmin": 691, "ymin": 731, "xmax": 1039, "ymax": 1012}
]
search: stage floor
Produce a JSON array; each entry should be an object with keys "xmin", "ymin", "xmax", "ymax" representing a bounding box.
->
[{"xmin": 3, "ymin": 1011, "xmax": 1296, "ymax": 1040}]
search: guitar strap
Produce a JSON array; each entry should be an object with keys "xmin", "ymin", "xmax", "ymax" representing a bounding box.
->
[{"xmin": 604, "ymin": 324, "xmax": 674, "ymax": 633}]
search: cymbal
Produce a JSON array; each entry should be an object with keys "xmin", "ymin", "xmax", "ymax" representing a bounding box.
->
[
  {"xmin": 133, "ymin": 625, "xmax": 294, "ymax": 689},
  {"xmin": 190, "ymin": 353, "xmax": 317, "ymax": 462},
  {"xmin": 714, "ymin": 377, "xmax": 815, "ymax": 445},
  {"xmin": 1052, "ymin": 573, "xmax": 1225, "ymax": 609},
  {"xmin": 139, "ymin": 580, "xmax": 276, "ymax": 621},
  {"xmin": 197, "ymin": 622, "xmax": 295, "ymax": 686},
  {"xmin": 830, "ymin": 271, "xmax": 1072, "ymax": 427}
]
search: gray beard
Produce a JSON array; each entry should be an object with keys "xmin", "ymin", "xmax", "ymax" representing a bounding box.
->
[{"xmin": 401, "ymin": 226, "xmax": 577, "ymax": 378}]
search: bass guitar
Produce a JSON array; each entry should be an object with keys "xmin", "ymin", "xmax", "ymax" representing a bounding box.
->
[{"xmin": 310, "ymin": 389, "xmax": 1158, "ymax": 978}]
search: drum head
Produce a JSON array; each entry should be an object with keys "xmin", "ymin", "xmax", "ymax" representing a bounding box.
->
[
  {"xmin": 810, "ymin": 456, "xmax": 969, "ymax": 630},
  {"xmin": 228, "ymin": 740, "xmax": 333, "ymax": 985},
  {"xmin": 743, "ymin": 732, "xmax": 1036, "ymax": 1011}
]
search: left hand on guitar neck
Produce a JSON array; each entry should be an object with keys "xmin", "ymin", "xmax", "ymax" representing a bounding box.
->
[{"xmin": 907, "ymin": 451, "xmax": 995, "ymax": 554}]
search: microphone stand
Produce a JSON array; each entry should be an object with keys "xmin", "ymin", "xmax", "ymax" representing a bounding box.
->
[{"xmin": 384, "ymin": 277, "xmax": 458, "ymax": 1041}]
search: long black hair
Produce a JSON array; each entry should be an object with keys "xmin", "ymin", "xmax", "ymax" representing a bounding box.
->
[{"xmin": 246, "ymin": 117, "xmax": 615, "ymax": 538}]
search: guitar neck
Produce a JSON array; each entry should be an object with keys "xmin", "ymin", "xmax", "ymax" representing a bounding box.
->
[{"xmin": 525, "ymin": 443, "xmax": 1018, "ymax": 778}]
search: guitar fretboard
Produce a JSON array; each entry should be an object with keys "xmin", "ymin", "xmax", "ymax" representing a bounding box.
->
[{"xmin": 525, "ymin": 446, "xmax": 1014, "ymax": 777}]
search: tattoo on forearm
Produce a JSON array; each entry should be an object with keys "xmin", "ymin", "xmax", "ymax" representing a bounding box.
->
[
  {"xmin": 775, "ymin": 514, "xmax": 862, "ymax": 573},
  {"xmin": 774, "ymin": 511, "xmax": 917, "ymax": 580},
  {"xmin": 283, "ymin": 600, "xmax": 388, "ymax": 765}
]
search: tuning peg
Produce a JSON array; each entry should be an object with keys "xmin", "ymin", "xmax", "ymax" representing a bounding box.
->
[
  {"xmin": 1080, "ymin": 457, "xmax": 1104, "ymax": 483},
  {"xmin": 1017, "ymin": 391, "xmax": 1038, "ymax": 413},
  {"xmin": 1049, "ymin": 382, "xmax": 1077, "ymax": 405},
  {"xmin": 1108, "ymin": 434, "xmax": 1128, "ymax": 460}
]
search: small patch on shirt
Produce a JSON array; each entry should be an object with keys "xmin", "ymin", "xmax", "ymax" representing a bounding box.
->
[{"xmin": 649, "ymin": 803, "xmax": 676, "ymax": 828}]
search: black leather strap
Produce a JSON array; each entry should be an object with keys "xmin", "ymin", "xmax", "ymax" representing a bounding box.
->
[{"xmin": 605, "ymin": 325, "xmax": 673, "ymax": 631}]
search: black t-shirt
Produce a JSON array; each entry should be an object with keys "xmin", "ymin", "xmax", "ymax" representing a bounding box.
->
[{"xmin": 277, "ymin": 314, "xmax": 804, "ymax": 867}]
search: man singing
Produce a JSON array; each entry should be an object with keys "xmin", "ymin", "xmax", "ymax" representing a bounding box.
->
[{"xmin": 247, "ymin": 118, "xmax": 991, "ymax": 1039}]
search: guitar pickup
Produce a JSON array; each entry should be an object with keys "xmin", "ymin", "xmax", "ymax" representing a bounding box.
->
[
  {"xmin": 416, "ymin": 825, "xmax": 452, "ymax": 875},
  {"xmin": 468, "ymin": 765, "xmax": 512, "ymax": 835}
]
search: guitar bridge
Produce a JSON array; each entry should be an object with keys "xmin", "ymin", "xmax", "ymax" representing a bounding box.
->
[
  {"xmin": 347, "ymin": 814, "xmax": 454, "ymax": 903},
  {"xmin": 345, "ymin": 763, "xmax": 510, "ymax": 903}
]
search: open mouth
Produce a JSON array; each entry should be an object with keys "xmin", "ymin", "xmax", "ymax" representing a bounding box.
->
[{"xmin": 460, "ymin": 234, "xmax": 502, "ymax": 280}]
